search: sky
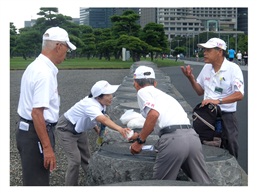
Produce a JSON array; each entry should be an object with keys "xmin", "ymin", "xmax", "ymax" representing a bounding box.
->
[
  {"xmin": 10, "ymin": 6, "xmax": 80, "ymax": 29},
  {"xmin": 1, "ymin": 0, "xmax": 257, "ymax": 192},
  {"xmin": 5, "ymin": 0, "xmax": 255, "ymax": 30}
]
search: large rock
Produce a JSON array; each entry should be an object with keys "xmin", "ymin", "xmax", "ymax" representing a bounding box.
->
[{"xmin": 85, "ymin": 136, "xmax": 247, "ymax": 186}]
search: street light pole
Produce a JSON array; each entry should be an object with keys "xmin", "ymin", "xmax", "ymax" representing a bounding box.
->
[
  {"xmin": 227, "ymin": 35, "xmax": 230, "ymax": 50},
  {"xmin": 192, "ymin": 34, "xmax": 194, "ymax": 56},
  {"xmin": 177, "ymin": 40, "xmax": 181, "ymax": 47},
  {"xmin": 219, "ymin": 20, "xmax": 220, "ymax": 38},
  {"xmin": 188, "ymin": 34, "xmax": 190, "ymax": 58}
]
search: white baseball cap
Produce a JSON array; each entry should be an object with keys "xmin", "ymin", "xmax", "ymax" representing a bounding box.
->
[
  {"xmin": 43, "ymin": 26, "xmax": 76, "ymax": 50},
  {"xmin": 197, "ymin": 38, "xmax": 227, "ymax": 50},
  {"xmin": 133, "ymin": 66, "xmax": 155, "ymax": 79},
  {"xmin": 91, "ymin": 80, "xmax": 120, "ymax": 98}
]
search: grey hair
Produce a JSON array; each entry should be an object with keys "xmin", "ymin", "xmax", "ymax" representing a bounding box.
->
[
  {"xmin": 134, "ymin": 78, "xmax": 155, "ymax": 87},
  {"xmin": 42, "ymin": 40, "xmax": 56, "ymax": 50},
  {"xmin": 42, "ymin": 40, "xmax": 66, "ymax": 50}
]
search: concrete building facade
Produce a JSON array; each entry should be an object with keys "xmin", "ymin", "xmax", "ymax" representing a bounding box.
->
[
  {"xmin": 79, "ymin": 8, "xmax": 140, "ymax": 28},
  {"xmin": 140, "ymin": 7, "xmax": 247, "ymax": 40}
]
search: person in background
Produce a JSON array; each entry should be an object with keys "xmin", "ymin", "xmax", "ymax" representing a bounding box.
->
[
  {"xmin": 243, "ymin": 51, "xmax": 248, "ymax": 66},
  {"xmin": 175, "ymin": 53, "xmax": 180, "ymax": 62},
  {"xmin": 56, "ymin": 80, "xmax": 131, "ymax": 186},
  {"xmin": 236, "ymin": 50, "xmax": 242, "ymax": 65},
  {"xmin": 196, "ymin": 52, "xmax": 199, "ymax": 61},
  {"xmin": 181, "ymin": 38, "xmax": 244, "ymax": 159},
  {"xmin": 129, "ymin": 66, "xmax": 211, "ymax": 184},
  {"xmin": 228, "ymin": 48, "xmax": 236, "ymax": 61},
  {"xmin": 16, "ymin": 27, "xmax": 76, "ymax": 185}
]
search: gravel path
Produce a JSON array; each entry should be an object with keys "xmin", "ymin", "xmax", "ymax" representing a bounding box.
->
[{"xmin": 10, "ymin": 69, "xmax": 130, "ymax": 186}]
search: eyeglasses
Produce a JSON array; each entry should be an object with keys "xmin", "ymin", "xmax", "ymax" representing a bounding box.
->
[
  {"xmin": 58, "ymin": 43, "xmax": 72, "ymax": 53},
  {"xmin": 202, "ymin": 47, "xmax": 221, "ymax": 52}
]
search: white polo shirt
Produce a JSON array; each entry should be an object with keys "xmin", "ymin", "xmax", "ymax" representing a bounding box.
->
[
  {"xmin": 196, "ymin": 58, "xmax": 244, "ymax": 112},
  {"xmin": 64, "ymin": 97, "xmax": 105, "ymax": 133},
  {"xmin": 137, "ymin": 86, "xmax": 190, "ymax": 135},
  {"xmin": 17, "ymin": 54, "xmax": 59, "ymax": 123}
]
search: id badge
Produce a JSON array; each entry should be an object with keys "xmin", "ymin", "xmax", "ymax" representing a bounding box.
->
[
  {"xmin": 214, "ymin": 86, "xmax": 223, "ymax": 94},
  {"xmin": 19, "ymin": 121, "xmax": 29, "ymax": 131}
]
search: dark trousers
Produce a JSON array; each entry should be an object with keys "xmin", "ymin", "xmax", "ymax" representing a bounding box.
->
[
  {"xmin": 16, "ymin": 119, "xmax": 55, "ymax": 186},
  {"xmin": 222, "ymin": 112, "xmax": 239, "ymax": 159}
]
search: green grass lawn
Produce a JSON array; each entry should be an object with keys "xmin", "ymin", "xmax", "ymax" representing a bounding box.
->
[{"xmin": 10, "ymin": 57, "xmax": 184, "ymax": 70}]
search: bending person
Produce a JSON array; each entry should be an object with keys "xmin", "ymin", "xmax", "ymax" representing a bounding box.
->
[
  {"xmin": 129, "ymin": 66, "xmax": 211, "ymax": 184},
  {"xmin": 56, "ymin": 80, "xmax": 130, "ymax": 186}
]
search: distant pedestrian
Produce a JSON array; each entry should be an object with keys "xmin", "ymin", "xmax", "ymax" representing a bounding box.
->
[
  {"xmin": 243, "ymin": 51, "xmax": 248, "ymax": 66},
  {"xmin": 228, "ymin": 48, "xmax": 236, "ymax": 61},
  {"xmin": 196, "ymin": 53, "xmax": 199, "ymax": 61},
  {"xmin": 236, "ymin": 50, "xmax": 242, "ymax": 65},
  {"xmin": 175, "ymin": 54, "xmax": 180, "ymax": 62}
]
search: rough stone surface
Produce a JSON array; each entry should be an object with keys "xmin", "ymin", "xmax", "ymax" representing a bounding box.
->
[{"xmin": 108, "ymin": 180, "xmax": 200, "ymax": 186}]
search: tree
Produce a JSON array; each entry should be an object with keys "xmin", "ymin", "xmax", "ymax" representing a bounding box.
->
[
  {"xmin": 15, "ymin": 30, "xmax": 42, "ymax": 59},
  {"xmin": 117, "ymin": 35, "xmax": 150, "ymax": 62},
  {"xmin": 37, "ymin": 7, "xmax": 59, "ymax": 21},
  {"xmin": 34, "ymin": 7, "xmax": 73, "ymax": 33},
  {"xmin": 110, "ymin": 10, "xmax": 141, "ymax": 38},
  {"xmin": 93, "ymin": 28, "xmax": 112, "ymax": 59},
  {"xmin": 10, "ymin": 7, "xmax": 82, "ymax": 59},
  {"xmin": 79, "ymin": 25, "xmax": 96, "ymax": 59},
  {"xmin": 237, "ymin": 34, "xmax": 248, "ymax": 53},
  {"xmin": 10, "ymin": 22, "xmax": 18, "ymax": 57},
  {"xmin": 140, "ymin": 23, "xmax": 168, "ymax": 61},
  {"xmin": 98, "ymin": 39, "xmax": 117, "ymax": 61}
]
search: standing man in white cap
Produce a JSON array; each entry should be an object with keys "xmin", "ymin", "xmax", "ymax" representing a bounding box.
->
[
  {"xmin": 16, "ymin": 26, "xmax": 76, "ymax": 185},
  {"xmin": 129, "ymin": 66, "xmax": 211, "ymax": 184},
  {"xmin": 181, "ymin": 38, "xmax": 244, "ymax": 159},
  {"xmin": 55, "ymin": 80, "xmax": 131, "ymax": 186}
]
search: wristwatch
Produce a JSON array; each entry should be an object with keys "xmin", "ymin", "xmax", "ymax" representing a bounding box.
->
[
  {"xmin": 218, "ymin": 98, "xmax": 223, "ymax": 104},
  {"xmin": 136, "ymin": 136, "xmax": 146, "ymax": 144}
]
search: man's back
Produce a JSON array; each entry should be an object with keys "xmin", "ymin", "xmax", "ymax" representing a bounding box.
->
[{"xmin": 228, "ymin": 49, "xmax": 235, "ymax": 58}]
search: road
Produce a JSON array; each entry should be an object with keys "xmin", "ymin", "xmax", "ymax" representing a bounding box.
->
[{"xmin": 160, "ymin": 60, "xmax": 248, "ymax": 174}]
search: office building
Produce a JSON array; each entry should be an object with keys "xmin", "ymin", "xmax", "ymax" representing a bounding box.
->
[
  {"xmin": 79, "ymin": 8, "xmax": 140, "ymax": 28},
  {"xmin": 237, "ymin": 8, "xmax": 248, "ymax": 35},
  {"xmin": 140, "ymin": 8, "xmax": 246, "ymax": 40}
]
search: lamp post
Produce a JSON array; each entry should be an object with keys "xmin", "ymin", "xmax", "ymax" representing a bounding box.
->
[
  {"xmin": 219, "ymin": 20, "xmax": 220, "ymax": 38},
  {"xmin": 227, "ymin": 35, "xmax": 230, "ymax": 50},
  {"xmin": 187, "ymin": 34, "xmax": 193, "ymax": 58},
  {"xmin": 192, "ymin": 34, "xmax": 195, "ymax": 57},
  {"xmin": 177, "ymin": 40, "xmax": 181, "ymax": 47},
  {"xmin": 218, "ymin": 18, "xmax": 226, "ymax": 39}
]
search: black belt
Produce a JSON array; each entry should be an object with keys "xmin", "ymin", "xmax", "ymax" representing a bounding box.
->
[
  {"xmin": 221, "ymin": 111, "xmax": 235, "ymax": 115},
  {"xmin": 159, "ymin": 124, "xmax": 191, "ymax": 137},
  {"xmin": 20, "ymin": 117, "xmax": 33, "ymax": 123},
  {"xmin": 20, "ymin": 117, "xmax": 57, "ymax": 127}
]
